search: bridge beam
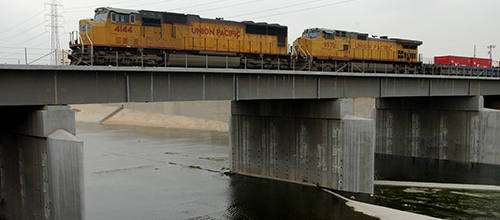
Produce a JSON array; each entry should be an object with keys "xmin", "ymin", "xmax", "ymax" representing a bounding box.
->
[
  {"xmin": 0, "ymin": 106, "xmax": 84, "ymax": 220},
  {"xmin": 375, "ymin": 96, "xmax": 500, "ymax": 184},
  {"xmin": 230, "ymin": 99, "xmax": 374, "ymax": 194}
]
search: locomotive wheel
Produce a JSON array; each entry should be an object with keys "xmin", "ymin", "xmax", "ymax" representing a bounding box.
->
[
  {"xmin": 323, "ymin": 65, "xmax": 332, "ymax": 71},
  {"xmin": 96, "ymin": 57, "xmax": 106, "ymax": 65},
  {"xmin": 310, "ymin": 61, "xmax": 318, "ymax": 71},
  {"xmin": 121, "ymin": 58, "xmax": 132, "ymax": 66},
  {"xmin": 147, "ymin": 59, "xmax": 157, "ymax": 66}
]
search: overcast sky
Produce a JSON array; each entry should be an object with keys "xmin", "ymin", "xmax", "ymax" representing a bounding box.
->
[{"xmin": 1, "ymin": 0, "xmax": 499, "ymax": 65}]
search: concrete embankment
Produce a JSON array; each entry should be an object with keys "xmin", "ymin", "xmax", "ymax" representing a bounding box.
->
[{"xmin": 70, "ymin": 104, "xmax": 229, "ymax": 132}]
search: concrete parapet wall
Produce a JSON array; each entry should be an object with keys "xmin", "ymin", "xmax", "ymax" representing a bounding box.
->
[
  {"xmin": 375, "ymin": 96, "xmax": 500, "ymax": 166},
  {"xmin": 230, "ymin": 99, "xmax": 374, "ymax": 194},
  {"xmin": 0, "ymin": 106, "xmax": 84, "ymax": 220}
]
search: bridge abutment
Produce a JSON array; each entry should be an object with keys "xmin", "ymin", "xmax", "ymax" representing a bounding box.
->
[
  {"xmin": 375, "ymin": 96, "xmax": 500, "ymax": 184},
  {"xmin": 230, "ymin": 99, "xmax": 374, "ymax": 194},
  {"xmin": 0, "ymin": 106, "xmax": 84, "ymax": 220}
]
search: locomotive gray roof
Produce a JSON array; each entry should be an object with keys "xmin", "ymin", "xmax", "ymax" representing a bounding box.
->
[
  {"xmin": 95, "ymin": 7, "xmax": 286, "ymax": 28},
  {"xmin": 304, "ymin": 27, "xmax": 422, "ymax": 45},
  {"xmin": 96, "ymin": 7, "xmax": 138, "ymax": 14}
]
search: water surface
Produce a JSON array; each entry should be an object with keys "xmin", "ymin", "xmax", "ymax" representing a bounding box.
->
[{"xmin": 78, "ymin": 123, "xmax": 376, "ymax": 219}]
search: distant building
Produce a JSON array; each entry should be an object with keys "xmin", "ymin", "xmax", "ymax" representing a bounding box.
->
[{"xmin": 58, "ymin": 49, "xmax": 71, "ymax": 65}]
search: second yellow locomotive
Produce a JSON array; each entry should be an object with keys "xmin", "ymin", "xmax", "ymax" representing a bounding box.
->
[
  {"xmin": 292, "ymin": 28, "xmax": 422, "ymax": 73},
  {"xmin": 70, "ymin": 7, "xmax": 289, "ymax": 68}
]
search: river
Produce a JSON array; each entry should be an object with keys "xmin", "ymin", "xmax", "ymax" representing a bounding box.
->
[{"xmin": 78, "ymin": 123, "xmax": 376, "ymax": 219}]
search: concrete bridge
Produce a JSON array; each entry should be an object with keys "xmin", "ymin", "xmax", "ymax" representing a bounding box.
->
[{"xmin": 1, "ymin": 64, "xmax": 500, "ymax": 219}]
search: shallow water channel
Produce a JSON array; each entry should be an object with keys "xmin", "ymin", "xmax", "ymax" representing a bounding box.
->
[
  {"xmin": 78, "ymin": 123, "xmax": 500, "ymax": 219},
  {"xmin": 79, "ymin": 123, "xmax": 375, "ymax": 219}
]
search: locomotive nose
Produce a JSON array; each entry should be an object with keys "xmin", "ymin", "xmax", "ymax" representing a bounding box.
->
[{"xmin": 79, "ymin": 20, "xmax": 94, "ymax": 34}]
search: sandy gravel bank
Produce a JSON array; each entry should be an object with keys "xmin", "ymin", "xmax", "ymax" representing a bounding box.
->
[{"xmin": 70, "ymin": 104, "xmax": 228, "ymax": 132}]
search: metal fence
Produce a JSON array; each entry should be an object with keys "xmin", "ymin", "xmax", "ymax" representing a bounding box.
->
[{"xmin": 5, "ymin": 46, "xmax": 500, "ymax": 78}]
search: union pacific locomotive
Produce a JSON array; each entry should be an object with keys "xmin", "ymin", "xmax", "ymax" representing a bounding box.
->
[
  {"xmin": 69, "ymin": 7, "xmax": 422, "ymax": 73},
  {"xmin": 69, "ymin": 7, "xmax": 289, "ymax": 69},
  {"xmin": 293, "ymin": 28, "xmax": 422, "ymax": 73}
]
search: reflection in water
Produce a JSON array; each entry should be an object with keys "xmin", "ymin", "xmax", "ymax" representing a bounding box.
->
[
  {"xmin": 375, "ymin": 154, "xmax": 500, "ymax": 185},
  {"xmin": 227, "ymin": 175, "xmax": 376, "ymax": 220}
]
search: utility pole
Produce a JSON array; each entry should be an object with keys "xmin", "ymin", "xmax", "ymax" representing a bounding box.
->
[
  {"xmin": 487, "ymin": 45, "xmax": 496, "ymax": 60},
  {"xmin": 46, "ymin": 0, "xmax": 63, "ymax": 65}
]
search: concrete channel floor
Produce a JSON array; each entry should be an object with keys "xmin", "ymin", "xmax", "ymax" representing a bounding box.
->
[{"xmin": 323, "ymin": 189, "xmax": 441, "ymax": 220}]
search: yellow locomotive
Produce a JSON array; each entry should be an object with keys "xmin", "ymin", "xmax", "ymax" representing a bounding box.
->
[
  {"xmin": 69, "ymin": 7, "xmax": 289, "ymax": 68},
  {"xmin": 292, "ymin": 28, "xmax": 422, "ymax": 73}
]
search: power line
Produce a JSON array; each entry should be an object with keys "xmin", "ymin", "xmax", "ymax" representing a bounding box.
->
[
  {"xmin": 64, "ymin": 0, "xmax": 139, "ymax": 11},
  {"xmin": 228, "ymin": 0, "xmax": 322, "ymax": 19},
  {"xmin": 122, "ymin": 0, "xmax": 178, "ymax": 9},
  {"xmin": 170, "ymin": 0, "xmax": 229, "ymax": 12},
  {"xmin": 0, "ymin": 21, "xmax": 47, "ymax": 43},
  {"xmin": 0, "ymin": 9, "xmax": 46, "ymax": 35},
  {"xmin": 0, "ymin": 32, "xmax": 48, "ymax": 54},
  {"xmin": 0, "ymin": 47, "xmax": 50, "ymax": 50},
  {"xmin": 190, "ymin": 0, "xmax": 265, "ymax": 14},
  {"xmin": 250, "ymin": 0, "xmax": 357, "ymax": 20}
]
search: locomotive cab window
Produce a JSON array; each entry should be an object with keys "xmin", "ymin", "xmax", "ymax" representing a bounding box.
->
[
  {"xmin": 130, "ymin": 14, "xmax": 135, "ymax": 24},
  {"xmin": 111, "ymin": 12, "xmax": 116, "ymax": 22},
  {"xmin": 94, "ymin": 9, "xmax": 108, "ymax": 22},
  {"xmin": 323, "ymin": 32, "xmax": 335, "ymax": 40},
  {"xmin": 307, "ymin": 32, "xmax": 320, "ymax": 39},
  {"xmin": 121, "ymin": 14, "xmax": 129, "ymax": 23}
]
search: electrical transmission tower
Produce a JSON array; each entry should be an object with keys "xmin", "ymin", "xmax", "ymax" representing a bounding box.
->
[
  {"xmin": 46, "ymin": 0, "xmax": 63, "ymax": 65},
  {"xmin": 487, "ymin": 45, "xmax": 496, "ymax": 60}
]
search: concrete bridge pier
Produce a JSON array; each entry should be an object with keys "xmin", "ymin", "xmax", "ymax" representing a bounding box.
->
[
  {"xmin": 230, "ymin": 99, "xmax": 375, "ymax": 194},
  {"xmin": 375, "ymin": 96, "xmax": 500, "ymax": 184},
  {"xmin": 0, "ymin": 106, "xmax": 84, "ymax": 220}
]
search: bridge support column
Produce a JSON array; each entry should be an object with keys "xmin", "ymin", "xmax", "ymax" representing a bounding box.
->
[
  {"xmin": 375, "ymin": 96, "xmax": 500, "ymax": 184},
  {"xmin": 230, "ymin": 99, "xmax": 374, "ymax": 194},
  {"xmin": 0, "ymin": 106, "xmax": 84, "ymax": 220}
]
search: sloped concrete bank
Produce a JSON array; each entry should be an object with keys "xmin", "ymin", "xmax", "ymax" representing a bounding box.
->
[{"xmin": 70, "ymin": 104, "xmax": 228, "ymax": 132}]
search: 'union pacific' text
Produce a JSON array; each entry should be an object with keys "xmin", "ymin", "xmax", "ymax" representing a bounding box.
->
[
  {"xmin": 191, "ymin": 27, "xmax": 241, "ymax": 37},
  {"xmin": 355, "ymin": 43, "xmax": 393, "ymax": 51}
]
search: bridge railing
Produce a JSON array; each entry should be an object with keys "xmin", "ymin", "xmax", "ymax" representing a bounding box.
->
[
  {"xmin": 423, "ymin": 64, "xmax": 500, "ymax": 77},
  {"xmin": 5, "ymin": 46, "xmax": 500, "ymax": 78}
]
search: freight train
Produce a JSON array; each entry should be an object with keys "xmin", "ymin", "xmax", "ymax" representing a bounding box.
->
[{"xmin": 69, "ymin": 7, "xmax": 424, "ymax": 73}]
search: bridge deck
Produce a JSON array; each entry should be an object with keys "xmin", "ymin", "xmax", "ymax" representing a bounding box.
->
[{"xmin": 1, "ymin": 64, "xmax": 500, "ymax": 106}]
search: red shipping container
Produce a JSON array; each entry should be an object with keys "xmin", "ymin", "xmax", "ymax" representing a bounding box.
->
[
  {"xmin": 434, "ymin": 55, "xmax": 492, "ymax": 68},
  {"xmin": 434, "ymin": 56, "xmax": 471, "ymax": 66},
  {"xmin": 471, "ymin": 57, "xmax": 492, "ymax": 67}
]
